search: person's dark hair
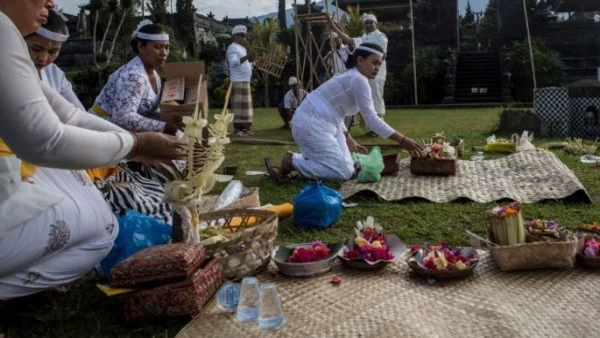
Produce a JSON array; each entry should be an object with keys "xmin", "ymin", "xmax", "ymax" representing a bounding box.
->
[
  {"xmin": 346, "ymin": 42, "xmax": 384, "ymax": 69},
  {"xmin": 25, "ymin": 9, "xmax": 67, "ymax": 39},
  {"xmin": 130, "ymin": 24, "xmax": 166, "ymax": 54}
]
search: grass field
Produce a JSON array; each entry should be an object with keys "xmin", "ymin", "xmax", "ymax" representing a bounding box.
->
[{"xmin": 3, "ymin": 107, "xmax": 600, "ymax": 337}]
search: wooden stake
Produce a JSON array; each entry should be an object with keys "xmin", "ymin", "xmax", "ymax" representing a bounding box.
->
[
  {"xmin": 310, "ymin": 31, "xmax": 332, "ymax": 79},
  {"xmin": 522, "ymin": 0, "xmax": 537, "ymax": 90},
  {"xmin": 410, "ymin": 0, "xmax": 418, "ymax": 105},
  {"xmin": 294, "ymin": 0, "xmax": 301, "ymax": 83}
]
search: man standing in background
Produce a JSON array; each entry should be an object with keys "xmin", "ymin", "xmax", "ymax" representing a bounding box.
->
[{"xmin": 227, "ymin": 25, "xmax": 254, "ymax": 137}]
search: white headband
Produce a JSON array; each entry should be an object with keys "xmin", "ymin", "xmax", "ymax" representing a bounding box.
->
[
  {"xmin": 36, "ymin": 26, "xmax": 69, "ymax": 42},
  {"xmin": 134, "ymin": 19, "xmax": 169, "ymax": 41},
  {"xmin": 136, "ymin": 32, "xmax": 170, "ymax": 41},
  {"xmin": 355, "ymin": 45, "xmax": 384, "ymax": 57}
]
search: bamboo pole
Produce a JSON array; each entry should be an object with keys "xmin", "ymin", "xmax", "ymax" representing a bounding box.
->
[
  {"xmin": 410, "ymin": 0, "xmax": 418, "ymax": 105},
  {"xmin": 324, "ymin": 0, "xmax": 338, "ymax": 75},
  {"xmin": 521, "ymin": 0, "xmax": 537, "ymax": 90},
  {"xmin": 296, "ymin": 30, "xmax": 322, "ymax": 86},
  {"xmin": 310, "ymin": 31, "xmax": 332, "ymax": 79},
  {"xmin": 334, "ymin": 0, "xmax": 340, "ymax": 21},
  {"xmin": 294, "ymin": 0, "xmax": 301, "ymax": 84},
  {"xmin": 307, "ymin": 3, "xmax": 313, "ymax": 90}
]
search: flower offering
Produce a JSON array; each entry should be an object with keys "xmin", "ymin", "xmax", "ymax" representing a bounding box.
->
[
  {"xmin": 342, "ymin": 217, "xmax": 396, "ymax": 263},
  {"xmin": 487, "ymin": 204, "xmax": 526, "ymax": 246},
  {"xmin": 582, "ymin": 222, "xmax": 600, "ymax": 234},
  {"xmin": 409, "ymin": 242, "xmax": 478, "ymax": 272},
  {"xmin": 583, "ymin": 238, "xmax": 600, "ymax": 257},
  {"xmin": 286, "ymin": 241, "xmax": 331, "ymax": 263},
  {"xmin": 525, "ymin": 219, "xmax": 558, "ymax": 233}
]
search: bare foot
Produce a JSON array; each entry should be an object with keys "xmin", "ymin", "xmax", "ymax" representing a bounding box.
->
[{"xmin": 279, "ymin": 152, "xmax": 294, "ymax": 178}]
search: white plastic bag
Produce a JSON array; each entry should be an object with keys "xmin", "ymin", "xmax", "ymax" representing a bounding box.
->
[
  {"xmin": 515, "ymin": 131, "xmax": 535, "ymax": 152},
  {"xmin": 214, "ymin": 180, "xmax": 244, "ymax": 210}
]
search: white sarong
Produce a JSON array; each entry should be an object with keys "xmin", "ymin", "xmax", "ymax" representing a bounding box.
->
[{"xmin": 0, "ymin": 167, "xmax": 118, "ymax": 300}]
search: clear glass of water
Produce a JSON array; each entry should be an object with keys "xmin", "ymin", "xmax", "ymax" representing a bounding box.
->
[
  {"xmin": 258, "ymin": 283, "xmax": 285, "ymax": 329},
  {"xmin": 235, "ymin": 277, "xmax": 260, "ymax": 322}
]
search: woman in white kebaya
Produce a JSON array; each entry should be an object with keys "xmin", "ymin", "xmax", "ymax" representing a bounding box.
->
[
  {"xmin": 91, "ymin": 20, "xmax": 183, "ymax": 135},
  {"xmin": 0, "ymin": 0, "xmax": 184, "ymax": 301},
  {"xmin": 25, "ymin": 9, "xmax": 84, "ymax": 109},
  {"xmin": 265, "ymin": 43, "xmax": 423, "ymax": 182}
]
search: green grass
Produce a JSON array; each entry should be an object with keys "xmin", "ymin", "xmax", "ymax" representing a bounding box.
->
[{"xmin": 3, "ymin": 107, "xmax": 600, "ymax": 337}]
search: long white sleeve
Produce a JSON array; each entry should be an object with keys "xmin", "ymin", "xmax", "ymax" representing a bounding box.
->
[
  {"xmin": 0, "ymin": 14, "xmax": 134, "ymax": 169},
  {"xmin": 350, "ymin": 76, "xmax": 395, "ymax": 138}
]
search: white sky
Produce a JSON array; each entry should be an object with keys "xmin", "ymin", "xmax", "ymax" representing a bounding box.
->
[{"xmin": 56, "ymin": 0, "xmax": 488, "ymax": 19}]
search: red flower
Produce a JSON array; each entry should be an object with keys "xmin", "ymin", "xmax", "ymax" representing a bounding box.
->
[
  {"xmin": 330, "ymin": 276, "xmax": 343, "ymax": 285},
  {"xmin": 410, "ymin": 245, "xmax": 421, "ymax": 253}
]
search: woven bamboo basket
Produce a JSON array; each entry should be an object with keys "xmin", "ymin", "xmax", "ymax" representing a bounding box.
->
[
  {"xmin": 576, "ymin": 252, "xmax": 600, "ymax": 268},
  {"xmin": 194, "ymin": 209, "xmax": 278, "ymax": 281},
  {"xmin": 490, "ymin": 240, "xmax": 576, "ymax": 272},
  {"xmin": 410, "ymin": 157, "xmax": 457, "ymax": 176},
  {"xmin": 381, "ymin": 153, "xmax": 400, "ymax": 175}
]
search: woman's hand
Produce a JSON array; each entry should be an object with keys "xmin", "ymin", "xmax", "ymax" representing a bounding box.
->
[
  {"xmin": 128, "ymin": 132, "xmax": 187, "ymax": 163},
  {"xmin": 346, "ymin": 133, "xmax": 369, "ymax": 154},
  {"xmin": 400, "ymin": 136, "xmax": 424, "ymax": 158},
  {"xmin": 163, "ymin": 112, "xmax": 185, "ymax": 135}
]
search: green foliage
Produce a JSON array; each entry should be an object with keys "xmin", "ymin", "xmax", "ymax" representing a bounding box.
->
[
  {"xmin": 402, "ymin": 46, "xmax": 444, "ymax": 104},
  {"xmin": 160, "ymin": 24, "xmax": 186, "ymax": 62},
  {"xmin": 176, "ymin": 0, "xmax": 196, "ymax": 55},
  {"xmin": 147, "ymin": 0, "xmax": 168, "ymax": 24},
  {"xmin": 345, "ymin": 6, "xmax": 363, "ymax": 38},
  {"xmin": 508, "ymin": 37, "xmax": 567, "ymax": 102}
]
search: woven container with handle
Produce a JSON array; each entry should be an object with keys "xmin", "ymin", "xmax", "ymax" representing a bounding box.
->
[
  {"xmin": 491, "ymin": 240, "xmax": 576, "ymax": 271},
  {"xmin": 193, "ymin": 209, "xmax": 278, "ymax": 281},
  {"xmin": 410, "ymin": 157, "xmax": 457, "ymax": 176}
]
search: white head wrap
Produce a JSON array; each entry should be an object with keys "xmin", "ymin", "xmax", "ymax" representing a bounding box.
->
[
  {"xmin": 35, "ymin": 10, "xmax": 69, "ymax": 42},
  {"xmin": 134, "ymin": 19, "xmax": 169, "ymax": 41},
  {"xmin": 36, "ymin": 26, "xmax": 69, "ymax": 42},
  {"xmin": 363, "ymin": 14, "xmax": 377, "ymax": 23},
  {"xmin": 330, "ymin": 31, "xmax": 338, "ymax": 38},
  {"xmin": 288, "ymin": 77, "xmax": 298, "ymax": 85},
  {"xmin": 355, "ymin": 44, "xmax": 384, "ymax": 57},
  {"xmin": 232, "ymin": 25, "xmax": 248, "ymax": 35}
]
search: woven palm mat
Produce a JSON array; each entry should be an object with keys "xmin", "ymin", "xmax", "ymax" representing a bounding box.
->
[
  {"xmin": 176, "ymin": 252, "xmax": 600, "ymax": 338},
  {"xmin": 340, "ymin": 150, "xmax": 591, "ymax": 203},
  {"xmin": 232, "ymin": 138, "xmax": 294, "ymax": 145}
]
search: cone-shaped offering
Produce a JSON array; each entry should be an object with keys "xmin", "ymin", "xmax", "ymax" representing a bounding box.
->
[{"xmin": 487, "ymin": 204, "xmax": 526, "ymax": 246}]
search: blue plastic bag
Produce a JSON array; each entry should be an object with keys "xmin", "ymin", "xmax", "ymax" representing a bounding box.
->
[
  {"xmin": 293, "ymin": 181, "xmax": 342, "ymax": 229},
  {"xmin": 98, "ymin": 210, "xmax": 172, "ymax": 279}
]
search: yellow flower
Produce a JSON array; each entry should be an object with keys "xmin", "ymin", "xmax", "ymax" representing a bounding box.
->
[
  {"xmin": 433, "ymin": 255, "xmax": 448, "ymax": 270},
  {"xmin": 455, "ymin": 260, "xmax": 467, "ymax": 271},
  {"xmin": 371, "ymin": 240, "xmax": 382, "ymax": 249},
  {"xmin": 354, "ymin": 237, "xmax": 367, "ymax": 245}
]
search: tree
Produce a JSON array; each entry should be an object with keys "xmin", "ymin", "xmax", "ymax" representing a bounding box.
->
[
  {"xmin": 461, "ymin": 0, "xmax": 474, "ymax": 26},
  {"xmin": 278, "ymin": 0, "xmax": 287, "ymax": 30},
  {"xmin": 176, "ymin": 0, "xmax": 197, "ymax": 55},
  {"xmin": 91, "ymin": 0, "xmax": 132, "ymax": 72},
  {"xmin": 147, "ymin": 0, "xmax": 168, "ymax": 24},
  {"xmin": 248, "ymin": 18, "xmax": 282, "ymax": 107},
  {"xmin": 345, "ymin": 5, "xmax": 363, "ymax": 38}
]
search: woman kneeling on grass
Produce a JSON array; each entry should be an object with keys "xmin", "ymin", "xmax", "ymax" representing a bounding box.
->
[{"xmin": 265, "ymin": 43, "xmax": 423, "ymax": 182}]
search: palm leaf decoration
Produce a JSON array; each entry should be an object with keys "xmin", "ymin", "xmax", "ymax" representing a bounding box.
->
[{"xmin": 161, "ymin": 75, "xmax": 234, "ymax": 243}]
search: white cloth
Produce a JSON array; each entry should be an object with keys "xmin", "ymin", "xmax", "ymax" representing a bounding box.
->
[
  {"xmin": 369, "ymin": 78, "xmax": 386, "ymax": 116},
  {"xmin": 226, "ymin": 42, "xmax": 253, "ymax": 82},
  {"xmin": 332, "ymin": 45, "xmax": 349, "ymax": 75},
  {"xmin": 289, "ymin": 69, "xmax": 396, "ymax": 180},
  {"xmin": 291, "ymin": 104, "xmax": 354, "ymax": 181},
  {"xmin": 91, "ymin": 56, "xmax": 165, "ymax": 132},
  {"xmin": 0, "ymin": 167, "xmax": 118, "ymax": 300},
  {"xmin": 0, "ymin": 11, "xmax": 133, "ymax": 234},
  {"xmin": 283, "ymin": 88, "xmax": 308, "ymax": 109},
  {"xmin": 297, "ymin": 68, "xmax": 394, "ymax": 138},
  {"xmin": 41, "ymin": 63, "xmax": 85, "ymax": 110}
]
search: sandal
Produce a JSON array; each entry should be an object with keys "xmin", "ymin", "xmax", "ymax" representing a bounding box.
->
[{"xmin": 264, "ymin": 157, "xmax": 291, "ymax": 184}]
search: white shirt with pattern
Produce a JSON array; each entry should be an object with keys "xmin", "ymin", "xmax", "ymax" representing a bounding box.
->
[{"xmin": 92, "ymin": 56, "xmax": 165, "ymax": 132}]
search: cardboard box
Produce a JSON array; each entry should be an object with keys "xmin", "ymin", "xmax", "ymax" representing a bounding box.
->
[{"xmin": 160, "ymin": 62, "xmax": 208, "ymax": 119}]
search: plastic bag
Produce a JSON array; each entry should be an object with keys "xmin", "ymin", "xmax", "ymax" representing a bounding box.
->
[
  {"xmin": 515, "ymin": 131, "xmax": 535, "ymax": 152},
  {"xmin": 293, "ymin": 181, "xmax": 342, "ymax": 229},
  {"xmin": 214, "ymin": 180, "xmax": 244, "ymax": 210},
  {"xmin": 352, "ymin": 146, "xmax": 384, "ymax": 183},
  {"xmin": 98, "ymin": 210, "xmax": 172, "ymax": 279}
]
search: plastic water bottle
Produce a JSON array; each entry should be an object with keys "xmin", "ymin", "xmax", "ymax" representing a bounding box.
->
[
  {"xmin": 235, "ymin": 277, "xmax": 260, "ymax": 322},
  {"xmin": 470, "ymin": 152, "xmax": 485, "ymax": 161},
  {"xmin": 258, "ymin": 283, "xmax": 285, "ymax": 329}
]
